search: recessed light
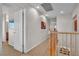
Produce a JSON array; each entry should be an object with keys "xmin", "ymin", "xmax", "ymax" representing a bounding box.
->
[
  {"xmin": 36, "ymin": 6, "xmax": 40, "ymax": 9},
  {"xmin": 6, "ymin": 15, "xmax": 9, "ymax": 22},
  {"xmin": 45, "ymin": 14, "xmax": 48, "ymax": 16},
  {"xmin": 60, "ymin": 11, "xmax": 64, "ymax": 14}
]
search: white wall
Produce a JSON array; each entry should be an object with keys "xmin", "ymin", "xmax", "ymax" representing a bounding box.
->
[
  {"xmin": 2, "ymin": 14, "xmax": 6, "ymax": 42},
  {"xmin": 0, "ymin": 6, "xmax": 3, "ymax": 48},
  {"xmin": 24, "ymin": 8, "xmax": 49, "ymax": 52},
  {"xmin": 57, "ymin": 14, "xmax": 73, "ymax": 32}
]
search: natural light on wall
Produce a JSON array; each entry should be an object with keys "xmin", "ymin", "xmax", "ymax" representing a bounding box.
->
[
  {"xmin": 6, "ymin": 14, "xmax": 9, "ymax": 22},
  {"xmin": 40, "ymin": 15, "xmax": 47, "ymax": 23}
]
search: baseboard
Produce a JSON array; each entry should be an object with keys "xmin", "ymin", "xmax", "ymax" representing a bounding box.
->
[{"xmin": 24, "ymin": 34, "xmax": 49, "ymax": 53}]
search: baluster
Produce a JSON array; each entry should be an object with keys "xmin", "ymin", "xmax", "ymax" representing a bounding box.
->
[
  {"xmin": 70, "ymin": 34, "xmax": 72, "ymax": 56},
  {"xmin": 57, "ymin": 33, "xmax": 59, "ymax": 56},
  {"xmin": 66, "ymin": 33, "xmax": 67, "ymax": 49},
  {"xmin": 65, "ymin": 33, "xmax": 67, "ymax": 55},
  {"xmin": 62, "ymin": 34, "xmax": 63, "ymax": 49},
  {"xmin": 75, "ymin": 33, "xmax": 76, "ymax": 56}
]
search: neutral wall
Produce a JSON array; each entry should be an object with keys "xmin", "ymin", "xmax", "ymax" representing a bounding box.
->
[
  {"xmin": 57, "ymin": 14, "xmax": 73, "ymax": 32},
  {"xmin": 2, "ymin": 14, "xmax": 6, "ymax": 42},
  {"xmin": 24, "ymin": 8, "xmax": 49, "ymax": 52},
  {"xmin": 0, "ymin": 7, "xmax": 3, "ymax": 48}
]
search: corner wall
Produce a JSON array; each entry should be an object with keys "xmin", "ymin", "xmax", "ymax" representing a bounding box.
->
[{"xmin": 24, "ymin": 8, "xmax": 49, "ymax": 52}]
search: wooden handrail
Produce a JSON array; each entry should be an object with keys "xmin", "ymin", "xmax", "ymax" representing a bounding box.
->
[{"xmin": 51, "ymin": 32, "xmax": 79, "ymax": 34}]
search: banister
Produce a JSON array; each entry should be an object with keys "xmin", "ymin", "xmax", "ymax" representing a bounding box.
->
[
  {"xmin": 51, "ymin": 32, "xmax": 79, "ymax": 34},
  {"xmin": 49, "ymin": 31, "xmax": 79, "ymax": 56}
]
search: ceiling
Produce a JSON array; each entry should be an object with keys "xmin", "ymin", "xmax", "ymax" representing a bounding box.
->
[
  {"xmin": 0, "ymin": 3, "xmax": 77, "ymax": 18},
  {"xmin": 29, "ymin": 3, "xmax": 77, "ymax": 18},
  {"xmin": 47, "ymin": 3, "xmax": 77, "ymax": 18},
  {"xmin": 1, "ymin": 3, "xmax": 30, "ymax": 14}
]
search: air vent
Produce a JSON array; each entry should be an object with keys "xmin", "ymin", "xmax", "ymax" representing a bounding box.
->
[{"xmin": 41, "ymin": 3, "xmax": 53, "ymax": 12}]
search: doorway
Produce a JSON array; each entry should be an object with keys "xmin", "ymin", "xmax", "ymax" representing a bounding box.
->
[
  {"xmin": 5, "ymin": 14, "xmax": 9, "ymax": 43},
  {"xmin": 3, "ymin": 14, "xmax": 9, "ymax": 43},
  {"xmin": 6, "ymin": 21, "xmax": 9, "ymax": 42}
]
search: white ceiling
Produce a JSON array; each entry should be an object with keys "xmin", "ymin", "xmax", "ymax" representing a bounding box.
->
[
  {"xmin": 1, "ymin": 3, "xmax": 30, "ymax": 14},
  {"xmin": 29, "ymin": 3, "xmax": 77, "ymax": 18},
  {"xmin": 47, "ymin": 3, "xmax": 77, "ymax": 18},
  {"xmin": 0, "ymin": 3, "xmax": 77, "ymax": 18}
]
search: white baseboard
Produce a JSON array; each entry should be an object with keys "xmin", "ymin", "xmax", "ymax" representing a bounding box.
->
[{"xmin": 24, "ymin": 34, "xmax": 49, "ymax": 53}]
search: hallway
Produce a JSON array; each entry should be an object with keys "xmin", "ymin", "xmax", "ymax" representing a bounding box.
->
[
  {"xmin": 0, "ymin": 33, "xmax": 57, "ymax": 56},
  {"xmin": 0, "ymin": 3, "xmax": 78, "ymax": 56}
]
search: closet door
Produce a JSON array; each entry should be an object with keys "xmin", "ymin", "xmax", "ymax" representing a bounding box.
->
[{"xmin": 14, "ymin": 10, "xmax": 23, "ymax": 52}]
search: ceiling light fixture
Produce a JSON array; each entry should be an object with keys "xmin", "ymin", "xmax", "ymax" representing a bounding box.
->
[
  {"xmin": 45, "ymin": 14, "xmax": 48, "ymax": 16},
  {"xmin": 60, "ymin": 11, "xmax": 64, "ymax": 14},
  {"xmin": 36, "ymin": 6, "xmax": 40, "ymax": 9}
]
